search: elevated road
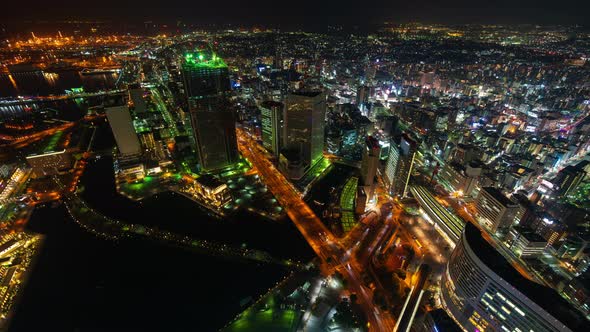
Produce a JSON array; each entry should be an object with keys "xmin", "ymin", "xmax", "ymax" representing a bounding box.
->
[{"xmin": 394, "ymin": 264, "xmax": 431, "ymax": 332}]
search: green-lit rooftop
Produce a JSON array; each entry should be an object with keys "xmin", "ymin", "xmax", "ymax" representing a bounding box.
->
[{"xmin": 184, "ymin": 51, "xmax": 227, "ymax": 69}]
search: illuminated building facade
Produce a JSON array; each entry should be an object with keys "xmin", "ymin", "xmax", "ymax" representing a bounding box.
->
[
  {"xmin": 182, "ymin": 49, "xmax": 238, "ymax": 172},
  {"xmin": 26, "ymin": 150, "xmax": 74, "ymax": 178},
  {"xmin": 383, "ymin": 140, "xmax": 400, "ymax": 192},
  {"xmin": 475, "ymin": 187, "xmax": 519, "ymax": 234},
  {"xmin": 282, "ymin": 91, "xmax": 326, "ymax": 170},
  {"xmin": 506, "ymin": 226, "xmax": 548, "ymax": 258},
  {"xmin": 260, "ymin": 101, "xmax": 283, "ymax": 157},
  {"xmin": 384, "ymin": 134, "xmax": 417, "ymax": 197},
  {"xmin": 552, "ymin": 165, "xmax": 586, "ymax": 197},
  {"xmin": 441, "ymin": 223, "xmax": 584, "ymax": 332},
  {"xmin": 193, "ymin": 175, "xmax": 231, "ymax": 208},
  {"xmin": 438, "ymin": 161, "xmax": 481, "ymax": 197},
  {"xmin": 360, "ymin": 136, "xmax": 380, "ymax": 201}
]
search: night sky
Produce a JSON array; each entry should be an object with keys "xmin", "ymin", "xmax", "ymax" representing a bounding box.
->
[{"xmin": 1, "ymin": 0, "xmax": 588, "ymax": 27}]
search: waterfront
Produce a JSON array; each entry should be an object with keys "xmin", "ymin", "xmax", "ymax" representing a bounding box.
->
[
  {"xmin": 9, "ymin": 204, "xmax": 291, "ymax": 331},
  {"xmin": 7, "ymin": 120, "xmax": 316, "ymax": 331},
  {"xmin": 0, "ymin": 70, "xmax": 119, "ymax": 98},
  {"xmin": 79, "ymin": 156, "xmax": 314, "ymax": 261}
]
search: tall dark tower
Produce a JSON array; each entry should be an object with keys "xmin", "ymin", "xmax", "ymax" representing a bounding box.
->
[{"xmin": 182, "ymin": 48, "xmax": 238, "ymax": 172}]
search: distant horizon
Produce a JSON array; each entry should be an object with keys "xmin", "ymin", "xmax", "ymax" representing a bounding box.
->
[
  {"xmin": 1, "ymin": 0, "xmax": 589, "ymax": 29},
  {"xmin": 1, "ymin": 20, "xmax": 588, "ymax": 36}
]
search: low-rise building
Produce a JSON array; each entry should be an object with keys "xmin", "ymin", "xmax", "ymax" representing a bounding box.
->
[
  {"xmin": 475, "ymin": 187, "xmax": 520, "ymax": 234},
  {"xmin": 507, "ymin": 226, "xmax": 548, "ymax": 258},
  {"xmin": 193, "ymin": 175, "xmax": 231, "ymax": 208},
  {"xmin": 26, "ymin": 150, "xmax": 74, "ymax": 178}
]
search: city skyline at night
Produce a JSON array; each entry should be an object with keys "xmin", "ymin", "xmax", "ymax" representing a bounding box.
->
[{"xmin": 0, "ymin": 4, "xmax": 589, "ymax": 332}]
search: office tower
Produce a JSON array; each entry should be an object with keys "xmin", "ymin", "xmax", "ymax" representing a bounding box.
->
[
  {"xmin": 189, "ymin": 97, "xmax": 238, "ymax": 171},
  {"xmin": 557, "ymin": 236, "xmax": 589, "ymax": 260},
  {"xmin": 441, "ymin": 223, "xmax": 585, "ymax": 332},
  {"xmin": 384, "ymin": 140, "xmax": 400, "ymax": 192},
  {"xmin": 475, "ymin": 187, "xmax": 520, "ymax": 234},
  {"xmin": 438, "ymin": 161, "xmax": 481, "ymax": 197},
  {"xmin": 260, "ymin": 101, "xmax": 283, "ymax": 157},
  {"xmin": 356, "ymin": 85, "xmax": 370, "ymax": 114},
  {"xmin": 552, "ymin": 165, "xmax": 586, "ymax": 197},
  {"xmin": 282, "ymin": 91, "xmax": 326, "ymax": 169},
  {"xmin": 384, "ymin": 134, "xmax": 417, "ymax": 198},
  {"xmin": 128, "ymin": 83, "xmax": 147, "ymax": 113},
  {"xmin": 183, "ymin": 51, "xmax": 231, "ymax": 96},
  {"xmin": 182, "ymin": 48, "xmax": 238, "ymax": 172},
  {"xmin": 106, "ymin": 106, "xmax": 141, "ymax": 156},
  {"xmin": 360, "ymin": 136, "xmax": 380, "ymax": 201}
]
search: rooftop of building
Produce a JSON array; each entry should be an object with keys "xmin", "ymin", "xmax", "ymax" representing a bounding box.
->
[
  {"xmin": 512, "ymin": 226, "xmax": 547, "ymax": 243},
  {"xmin": 289, "ymin": 90, "xmax": 323, "ymax": 98},
  {"xmin": 195, "ymin": 174, "xmax": 225, "ymax": 189},
  {"xmin": 464, "ymin": 222, "xmax": 586, "ymax": 331},
  {"xmin": 261, "ymin": 100, "xmax": 283, "ymax": 108},
  {"xmin": 481, "ymin": 187, "xmax": 516, "ymax": 207},
  {"xmin": 449, "ymin": 161, "xmax": 466, "ymax": 173},
  {"xmin": 366, "ymin": 136, "xmax": 380, "ymax": 149},
  {"xmin": 183, "ymin": 50, "xmax": 227, "ymax": 69}
]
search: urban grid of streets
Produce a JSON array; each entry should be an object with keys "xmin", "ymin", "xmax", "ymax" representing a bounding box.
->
[{"xmin": 2, "ymin": 23, "xmax": 590, "ymax": 332}]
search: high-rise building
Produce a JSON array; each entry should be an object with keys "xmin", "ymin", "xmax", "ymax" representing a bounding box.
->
[
  {"xmin": 475, "ymin": 187, "xmax": 519, "ymax": 234},
  {"xmin": 438, "ymin": 161, "xmax": 482, "ymax": 197},
  {"xmin": 182, "ymin": 48, "xmax": 238, "ymax": 172},
  {"xmin": 106, "ymin": 106, "xmax": 141, "ymax": 157},
  {"xmin": 384, "ymin": 134, "xmax": 417, "ymax": 197},
  {"xmin": 182, "ymin": 51, "xmax": 231, "ymax": 96},
  {"xmin": 128, "ymin": 83, "xmax": 147, "ymax": 113},
  {"xmin": 188, "ymin": 97, "xmax": 238, "ymax": 171},
  {"xmin": 356, "ymin": 85, "xmax": 370, "ymax": 113},
  {"xmin": 360, "ymin": 136, "xmax": 380, "ymax": 201},
  {"xmin": 384, "ymin": 140, "xmax": 400, "ymax": 192},
  {"xmin": 282, "ymin": 91, "xmax": 326, "ymax": 170},
  {"xmin": 260, "ymin": 101, "xmax": 283, "ymax": 157},
  {"xmin": 441, "ymin": 222, "xmax": 585, "ymax": 332},
  {"xmin": 552, "ymin": 165, "xmax": 586, "ymax": 197}
]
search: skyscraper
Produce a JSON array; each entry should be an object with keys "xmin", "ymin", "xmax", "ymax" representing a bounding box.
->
[
  {"xmin": 128, "ymin": 83, "xmax": 147, "ymax": 113},
  {"xmin": 384, "ymin": 140, "xmax": 400, "ymax": 191},
  {"xmin": 384, "ymin": 134, "xmax": 417, "ymax": 198},
  {"xmin": 441, "ymin": 222, "xmax": 585, "ymax": 332},
  {"xmin": 182, "ymin": 48, "xmax": 238, "ymax": 172},
  {"xmin": 106, "ymin": 106, "xmax": 141, "ymax": 157},
  {"xmin": 360, "ymin": 136, "xmax": 380, "ymax": 201},
  {"xmin": 260, "ymin": 101, "xmax": 283, "ymax": 157},
  {"xmin": 282, "ymin": 91, "xmax": 326, "ymax": 169}
]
